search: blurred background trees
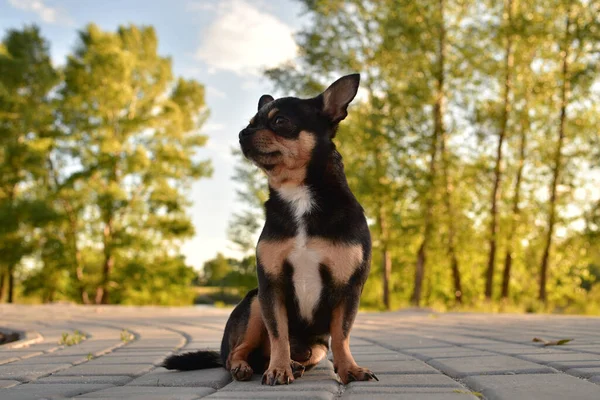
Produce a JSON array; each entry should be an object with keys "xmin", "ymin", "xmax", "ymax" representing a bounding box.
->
[
  {"xmin": 0, "ymin": 24, "xmax": 211, "ymax": 305},
  {"xmin": 1, "ymin": 0, "xmax": 599, "ymax": 312}
]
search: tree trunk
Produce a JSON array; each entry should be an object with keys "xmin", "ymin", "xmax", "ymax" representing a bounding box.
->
[
  {"xmin": 96, "ymin": 217, "xmax": 114, "ymax": 304},
  {"xmin": 0, "ymin": 269, "xmax": 5, "ymax": 302},
  {"xmin": 412, "ymin": 0, "xmax": 445, "ymax": 307},
  {"xmin": 485, "ymin": 0, "xmax": 514, "ymax": 300},
  {"xmin": 501, "ymin": 77, "xmax": 530, "ymax": 299},
  {"xmin": 47, "ymin": 157, "xmax": 90, "ymax": 304},
  {"xmin": 378, "ymin": 208, "xmax": 392, "ymax": 310},
  {"xmin": 539, "ymin": 12, "xmax": 571, "ymax": 303},
  {"xmin": 440, "ymin": 133, "xmax": 462, "ymax": 303},
  {"xmin": 7, "ymin": 263, "xmax": 15, "ymax": 303}
]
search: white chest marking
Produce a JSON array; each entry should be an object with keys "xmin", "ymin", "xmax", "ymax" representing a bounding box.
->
[{"xmin": 277, "ymin": 185, "xmax": 321, "ymax": 322}]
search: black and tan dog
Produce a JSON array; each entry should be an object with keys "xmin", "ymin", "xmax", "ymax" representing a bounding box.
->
[{"xmin": 163, "ymin": 74, "xmax": 376, "ymax": 385}]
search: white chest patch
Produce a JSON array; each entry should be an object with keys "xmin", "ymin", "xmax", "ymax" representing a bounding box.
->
[{"xmin": 277, "ymin": 185, "xmax": 322, "ymax": 322}]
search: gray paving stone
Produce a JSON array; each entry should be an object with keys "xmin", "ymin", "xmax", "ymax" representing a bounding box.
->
[
  {"xmin": 0, "ymin": 380, "xmax": 20, "ymax": 388},
  {"xmin": 220, "ymin": 372, "xmax": 339, "ymax": 393},
  {"xmin": 207, "ymin": 391, "xmax": 334, "ymax": 399},
  {"xmin": 11, "ymin": 354, "xmax": 88, "ymax": 365},
  {"xmin": 343, "ymin": 390, "xmax": 481, "ymax": 400},
  {"xmin": 127, "ymin": 367, "xmax": 231, "ymax": 389},
  {"xmin": 517, "ymin": 352, "xmax": 600, "ymax": 365},
  {"xmin": 406, "ymin": 347, "xmax": 495, "ymax": 361},
  {"xmin": 589, "ymin": 375, "xmax": 600, "ymax": 384},
  {"xmin": 0, "ymin": 383, "xmax": 113, "ymax": 400},
  {"xmin": 347, "ymin": 373, "xmax": 462, "ymax": 388},
  {"xmin": 428, "ymin": 355, "xmax": 555, "ymax": 378},
  {"xmin": 0, "ymin": 351, "xmax": 43, "ymax": 364},
  {"xmin": 52, "ymin": 362, "xmax": 154, "ymax": 377},
  {"xmin": 566, "ymin": 367, "xmax": 600, "ymax": 378},
  {"xmin": 549, "ymin": 360, "xmax": 600, "ymax": 370},
  {"xmin": 0, "ymin": 363, "xmax": 72, "ymax": 381},
  {"xmin": 465, "ymin": 373, "xmax": 600, "ymax": 400},
  {"xmin": 87, "ymin": 354, "xmax": 166, "ymax": 365},
  {"xmin": 34, "ymin": 375, "xmax": 133, "ymax": 385},
  {"xmin": 366, "ymin": 360, "xmax": 441, "ymax": 374},
  {"xmin": 353, "ymin": 353, "xmax": 415, "ymax": 362},
  {"xmin": 75, "ymin": 386, "xmax": 215, "ymax": 399}
]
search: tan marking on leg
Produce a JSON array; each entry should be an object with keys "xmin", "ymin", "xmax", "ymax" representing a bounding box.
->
[
  {"xmin": 330, "ymin": 304, "xmax": 377, "ymax": 384},
  {"xmin": 308, "ymin": 239, "xmax": 363, "ymax": 284},
  {"xmin": 249, "ymin": 116, "xmax": 255, "ymax": 125},
  {"xmin": 257, "ymin": 239, "xmax": 295, "ymax": 276},
  {"xmin": 228, "ymin": 298, "xmax": 266, "ymax": 380},
  {"xmin": 268, "ymin": 108, "xmax": 279, "ymax": 119},
  {"xmin": 262, "ymin": 298, "xmax": 294, "ymax": 385}
]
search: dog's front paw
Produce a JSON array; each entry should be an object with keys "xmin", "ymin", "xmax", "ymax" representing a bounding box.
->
[
  {"xmin": 261, "ymin": 363, "xmax": 295, "ymax": 385},
  {"xmin": 336, "ymin": 364, "xmax": 378, "ymax": 384},
  {"xmin": 230, "ymin": 360, "xmax": 253, "ymax": 381}
]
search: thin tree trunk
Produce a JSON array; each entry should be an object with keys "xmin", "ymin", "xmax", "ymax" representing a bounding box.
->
[
  {"xmin": 96, "ymin": 217, "xmax": 114, "ymax": 304},
  {"xmin": 501, "ymin": 79, "xmax": 530, "ymax": 299},
  {"xmin": 0, "ymin": 269, "xmax": 5, "ymax": 302},
  {"xmin": 7, "ymin": 263, "xmax": 15, "ymax": 303},
  {"xmin": 412, "ymin": 0, "xmax": 445, "ymax": 306},
  {"xmin": 378, "ymin": 208, "xmax": 392, "ymax": 310},
  {"xmin": 440, "ymin": 132, "xmax": 462, "ymax": 303},
  {"xmin": 47, "ymin": 158, "xmax": 90, "ymax": 304},
  {"xmin": 485, "ymin": 0, "xmax": 514, "ymax": 299},
  {"xmin": 539, "ymin": 12, "xmax": 571, "ymax": 303}
]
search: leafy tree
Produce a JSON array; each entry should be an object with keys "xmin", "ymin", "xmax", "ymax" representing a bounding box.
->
[
  {"xmin": 0, "ymin": 26, "xmax": 58, "ymax": 303},
  {"xmin": 58, "ymin": 24, "xmax": 211, "ymax": 304}
]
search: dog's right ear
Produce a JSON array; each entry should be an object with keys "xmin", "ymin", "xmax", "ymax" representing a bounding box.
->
[{"xmin": 258, "ymin": 95, "xmax": 274, "ymax": 111}]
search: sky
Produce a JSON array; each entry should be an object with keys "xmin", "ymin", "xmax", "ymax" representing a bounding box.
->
[{"xmin": 0, "ymin": 0, "xmax": 307, "ymax": 268}]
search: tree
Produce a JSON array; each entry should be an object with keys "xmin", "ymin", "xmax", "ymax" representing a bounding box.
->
[
  {"xmin": 59, "ymin": 24, "xmax": 211, "ymax": 304},
  {"xmin": 0, "ymin": 26, "xmax": 58, "ymax": 303}
]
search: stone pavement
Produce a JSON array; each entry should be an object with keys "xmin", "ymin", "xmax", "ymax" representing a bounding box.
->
[{"xmin": 1, "ymin": 305, "xmax": 600, "ymax": 400}]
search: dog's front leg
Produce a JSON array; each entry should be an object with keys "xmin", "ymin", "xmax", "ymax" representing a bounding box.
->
[
  {"xmin": 258, "ymin": 272, "xmax": 299, "ymax": 385},
  {"xmin": 330, "ymin": 286, "xmax": 378, "ymax": 384}
]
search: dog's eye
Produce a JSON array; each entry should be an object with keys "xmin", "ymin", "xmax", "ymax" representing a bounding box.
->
[{"xmin": 273, "ymin": 116, "xmax": 288, "ymax": 126}]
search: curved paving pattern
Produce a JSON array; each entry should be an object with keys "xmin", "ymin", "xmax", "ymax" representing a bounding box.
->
[{"xmin": 1, "ymin": 305, "xmax": 600, "ymax": 399}]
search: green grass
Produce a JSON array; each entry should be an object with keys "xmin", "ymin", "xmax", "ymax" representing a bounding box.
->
[{"xmin": 58, "ymin": 330, "xmax": 85, "ymax": 346}]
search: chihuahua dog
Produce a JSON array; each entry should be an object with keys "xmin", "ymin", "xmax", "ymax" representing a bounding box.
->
[{"xmin": 163, "ymin": 74, "xmax": 376, "ymax": 385}]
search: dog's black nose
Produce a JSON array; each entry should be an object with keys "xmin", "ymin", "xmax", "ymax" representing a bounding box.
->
[{"xmin": 239, "ymin": 128, "xmax": 253, "ymax": 140}]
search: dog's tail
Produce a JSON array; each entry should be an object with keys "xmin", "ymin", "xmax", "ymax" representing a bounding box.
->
[{"xmin": 162, "ymin": 350, "xmax": 223, "ymax": 371}]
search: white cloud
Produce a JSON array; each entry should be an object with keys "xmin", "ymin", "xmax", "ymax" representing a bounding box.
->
[
  {"xmin": 194, "ymin": 0, "xmax": 297, "ymax": 75},
  {"xmin": 206, "ymin": 85, "xmax": 227, "ymax": 99},
  {"xmin": 8, "ymin": 0, "xmax": 73, "ymax": 25}
]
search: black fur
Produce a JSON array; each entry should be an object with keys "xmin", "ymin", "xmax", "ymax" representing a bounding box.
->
[{"xmin": 162, "ymin": 350, "xmax": 221, "ymax": 371}]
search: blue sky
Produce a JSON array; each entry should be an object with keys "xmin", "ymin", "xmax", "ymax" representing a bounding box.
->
[{"xmin": 0, "ymin": 0, "xmax": 306, "ymax": 268}]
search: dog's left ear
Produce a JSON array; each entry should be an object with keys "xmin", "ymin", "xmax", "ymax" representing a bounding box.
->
[
  {"xmin": 320, "ymin": 73, "xmax": 360, "ymax": 124},
  {"xmin": 258, "ymin": 94, "xmax": 274, "ymax": 111}
]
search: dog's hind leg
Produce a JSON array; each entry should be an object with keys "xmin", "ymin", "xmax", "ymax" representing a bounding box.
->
[{"xmin": 225, "ymin": 294, "xmax": 269, "ymax": 381}]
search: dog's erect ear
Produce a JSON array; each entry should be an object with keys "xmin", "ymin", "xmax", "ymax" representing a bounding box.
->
[
  {"xmin": 320, "ymin": 74, "xmax": 360, "ymax": 123},
  {"xmin": 258, "ymin": 95, "xmax": 274, "ymax": 111}
]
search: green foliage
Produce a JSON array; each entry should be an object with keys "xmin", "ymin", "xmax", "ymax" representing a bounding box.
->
[
  {"xmin": 228, "ymin": 0, "xmax": 600, "ymax": 313},
  {"xmin": 0, "ymin": 24, "xmax": 211, "ymax": 305}
]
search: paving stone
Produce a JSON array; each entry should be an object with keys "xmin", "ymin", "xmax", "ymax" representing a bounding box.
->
[
  {"xmin": 11, "ymin": 354, "xmax": 88, "ymax": 365},
  {"xmin": 428, "ymin": 355, "xmax": 555, "ymax": 378},
  {"xmin": 34, "ymin": 375, "xmax": 133, "ymax": 385},
  {"xmin": 347, "ymin": 373, "xmax": 462, "ymax": 388},
  {"xmin": 465, "ymin": 373, "xmax": 600, "ymax": 400},
  {"xmin": 565, "ymin": 367, "xmax": 600, "ymax": 378},
  {"xmin": 517, "ymin": 352, "xmax": 600, "ymax": 365},
  {"xmin": 127, "ymin": 367, "xmax": 231, "ymax": 389},
  {"xmin": 549, "ymin": 360, "xmax": 600, "ymax": 370},
  {"xmin": 0, "ymin": 351, "xmax": 43, "ymax": 364},
  {"xmin": 0, "ymin": 363, "xmax": 72, "ymax": 381},
  {"xmin": 53, "ymin": 363, "xmax": 155, "ymax": 377},
  {"xmin": 0, "ymin": 383, "xmax": 113, "ymax": 400},
  {"xmin": 405, "ymin": 347, "xmax": 495, "ymax": 361},
  {"xmin": 75, "ymin": 386, "xmax": 215, "ymax": 399},
  {"xmin": 342, "ymin": 390, "xmax": 481, "ymax": 400},
  {"xmin": 87, "ymin": 354, "xmax": 166, "ymax": 365},
  {"xmin": 220, "ymin": 372, "xmax": 339, "ymax": 393},
  {"xmin": 207, "ymin": 391, "xmax": 334, "ymax": 399},
  {"xmin": 589, "ymin": 375, "xmax": 600, "ymax": 384},
  {"xmin": 353, "ymin": 353, "xmax": 415, "ymax": 362},
  {"xmin": 366, "ymin": 360, "xmax": 441, "ymax": 374},
  {"xmin": 0, "ymin": 380, "xmax": 20, "ymax": 388}
]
